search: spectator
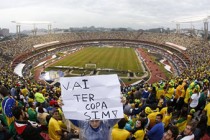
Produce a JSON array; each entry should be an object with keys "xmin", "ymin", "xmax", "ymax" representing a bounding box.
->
[
  {"xmin": 0, "ymin": 120, "xmax": 13, "ymax": 140},
  {"xmin": 111, "ymin": 118, "xmax": 130, "ymax": 140},
  {"xmin": 34, "ymin": 88, "xmax": 46, "ymax": 107},
  {"xmin": 162, "ymin": 125, "xmax": 179, "ymax": 140},
  {"xmin": 176, "ymin": 121, "xmax": 196, "ymax": 140},
  {"xmin": 147, "ymin": 114, "xmax": 164, "ymax": 140},
  {"xmin": 48, "ymin": 109, "xmax": 62, "ymax": 140},
  {"xmin": 37, "ymin": 106, "xmax": 49, "ymax": 126},
  {"xmin": 27, "ymin": 102, "xmax": 37, "ymax": 122},
  {"xmin": 71, "ymin": 118, "xmax": 119, "ymax": 140},
  {"xmin": 203, "ymin": 99, "xmax": 210, "ymax": 136},
  {"xmin": 12, "ymin": 106, "xmax": 44, "ymax": 140},
  {"xmin": 131, "ymin": 118, "xmax": 146, "ymax": 140},
  {"xmin": 0, "ymin": 86, "xmax": 17, "ymax": 136}
]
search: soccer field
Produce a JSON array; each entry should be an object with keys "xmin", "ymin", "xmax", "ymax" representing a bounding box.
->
[{"xmin": 51, "ymin": 47, "xmax": 143, "ymax": 72}]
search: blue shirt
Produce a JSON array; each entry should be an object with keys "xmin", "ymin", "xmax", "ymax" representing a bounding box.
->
[
  {"xmin": 142, "ymin": 90, "xmax": 150, "ymax": 98},
  {"xmin": 147, "ymin": 122, "xmax": 164, "ymax": 140}
]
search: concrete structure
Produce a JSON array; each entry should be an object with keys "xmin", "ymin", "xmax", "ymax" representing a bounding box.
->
[
  {"xmin": 173, "ymin": 15, "xmax": 210, "ymax": 40},
  {"xmin": 11, "ymin": 21, "xmax": 53, "ymax": 38},
  {"xmin": 204, "ymin": 20, "xmax": 208, "ymax": 40},
  {"xmin": 0, "ymin": 28, "xmax": 9, "ymax": 36}
]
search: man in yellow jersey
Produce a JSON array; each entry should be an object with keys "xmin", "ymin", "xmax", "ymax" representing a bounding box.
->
[
  {"xmin": 112, "ymin": 118, "xmax": 130, "ymax": 140},
  {"xmin": 156, "ymin": 81, "xmax": 165, "ymax": 100},
  {"xmin": 203, "ymin": 99, "xmax": 210, "ymax": 133},
  {"xmin": 165, "ymin": 82, "xmax": 174, "ymax": 101},
  {"xmin": 162, "ymin": 107, "xmax": 173, "ymax": 129},
  {"xmin": 184, "ymin": 86, "xmax": 193, "ymax": 107},
  {"xmin": 147, "ymin": 109, "xmax": 160, "ymax": 129},
  {"xmin": 175, "ymin": 80, "xmax": 187, "ymax": 111},
  {"xmin": 48, "ymin": 110, "xmax": 62, "ymax": 140}
]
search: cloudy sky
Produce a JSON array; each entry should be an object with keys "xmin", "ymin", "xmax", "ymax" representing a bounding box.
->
[{"xmin": 1, "ymin": 0, "xmax": 210, "ymax": 32}]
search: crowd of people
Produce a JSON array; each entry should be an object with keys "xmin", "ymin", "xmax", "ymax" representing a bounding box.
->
[
  {"xmin": 1, "ymin": 67, "xmax": 210, "ymax": 140},
  {"xmin": 0, "ymin": 32, "xmax": 205, "ymax": 61},
  {"xmin": 0, "ymin": 31, "xmax": 210, "ymax": 140}
]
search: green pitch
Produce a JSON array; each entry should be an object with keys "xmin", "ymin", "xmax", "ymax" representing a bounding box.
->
[{"xmin": 51, "ymin": 47, "xmax": 143, "ymax": 72}]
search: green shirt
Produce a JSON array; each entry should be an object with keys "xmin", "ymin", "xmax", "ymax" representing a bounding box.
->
[
  {"xmin": 199, "ymin": 92, "xmax": 206, "ymax": 103},
  {"xmin": 27, "ymin": 108, "xmax": 37, "ymax": 122}
]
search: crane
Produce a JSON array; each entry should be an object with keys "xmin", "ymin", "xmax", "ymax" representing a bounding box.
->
[{"xmin": 11, "ymin": 21, "xmax": 53, "ymax": 37}]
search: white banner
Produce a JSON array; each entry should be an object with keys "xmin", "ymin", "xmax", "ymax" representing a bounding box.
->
[{"xmin": 60, "ymin": 74, "xmax": 123, "ymax": 120}]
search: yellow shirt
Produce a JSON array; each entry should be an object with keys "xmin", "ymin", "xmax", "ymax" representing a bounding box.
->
[
  {"xmin": 158, "ymin": 99, "xmax": 164, "ymax": 107},
  {"xmin": 148, "ymin": 112, "xmax": 160, "ymax": 128},
  {"xmin": 112, "ymin": 128, "xmax": 130, "ymax": 140},
  {"xmin": 160, "ymin": 107, "xmax": 167, "ymax": 116},
  {"xmin": 204, "ymin": 103, "xmax": 210, "ymax": 126},
  {"xmin": 133, "ymin": 129, "xmax": 145, "ymax": 140},
  {"xmin": 166, "ymin": 87, "xmax": 174, "ymax": 99},
  {"xmin": 162, "ymin": 114, "xmax": 172, "ymax": 128},
  {"xmin": 156, "ymin": 89, "xmax": 165, "ymax": 100},
  {"xmin": 176, "ymin": 118, "xmax": 187, "ymax": 132},
  {"xmin": 184, "ymin": 88, "xmax": 192, "ymax": 104},
  {"xmin": 21, "ymin": 88, "xmax": 29, "ymax": 97},
  {"xmin": 187, "ymin": 114, "xmax": 192, "ymax": 123},
  {"xmin": 181, "ymin": 88, "xmax": 186, "ymax": 98},
  {"xmin": 49, "ymin": 117, "xmax": 62, "ymax": 140},
  {"xmin": 175, "ymin": 85, "xmax": 183, "ymax": 99}
]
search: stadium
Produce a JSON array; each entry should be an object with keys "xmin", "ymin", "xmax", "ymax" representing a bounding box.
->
[
  {"xmin": 1, "ymin": 3, "xmax": 210, "ymax": 138},
  {"xmin": 8, "ymin": 32, "xmax": 192, "ymax": 84},
  {"xmin": 1, "ymin": 29, "xmax": 210, "ymax": 139}
]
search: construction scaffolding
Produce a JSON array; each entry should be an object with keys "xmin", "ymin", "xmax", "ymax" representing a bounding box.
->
[{"xmin": 11, "ymin": 21, "xmax": 53, "ymax": 38}]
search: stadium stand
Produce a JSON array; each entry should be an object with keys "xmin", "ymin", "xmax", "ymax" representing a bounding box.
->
[{"xmin": 0, "ymin": 31, "xmax": 210, "ymax": 139}]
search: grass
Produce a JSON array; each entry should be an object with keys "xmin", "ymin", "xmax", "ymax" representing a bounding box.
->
[
  {"xmin": 98, "ymin": 71, "xmax": 128, "ymax": 77},
  {"xmin": 71, "ymin": 69, "xmax": 92, "ymax": 75},
  {"xmin": 121, "ymin": 78, "xmax": 141, "ymax": 85},
  {"xmin": 51, "ymin": 47, "xmax": 143, "ymax": 72},
  {"xmin": 46, "ymin": 47, "xmax": 145, "ymax": 84}
]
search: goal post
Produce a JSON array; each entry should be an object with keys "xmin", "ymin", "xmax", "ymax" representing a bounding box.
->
[{"xmin": 85, "ymin": 64, "xmax": 97, "ymax": 69}]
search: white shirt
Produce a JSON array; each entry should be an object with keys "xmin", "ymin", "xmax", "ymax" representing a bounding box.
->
[
  {"xmin": 181, "ymin": 134, "xmax": 194, "ymax": 140},
  {"xmin": 190, "ymin": 93, "xmax": 200, "ymax": 108}
]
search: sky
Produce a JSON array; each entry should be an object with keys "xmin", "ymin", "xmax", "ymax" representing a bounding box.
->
[{"xmin": 1, "ymin": 0, "xmax": 210, "ymax": 33}]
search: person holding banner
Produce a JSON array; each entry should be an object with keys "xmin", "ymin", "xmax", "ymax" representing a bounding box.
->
[
  {"xmin": 70, "ymin": 118, "xmax": 119, "ymax": 140},
  {"xmin": 60, "ymin": 75, "xmax": 124, "ymax": 140}
]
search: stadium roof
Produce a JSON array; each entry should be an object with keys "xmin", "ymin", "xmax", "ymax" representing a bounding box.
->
[
  {"xmin": 11, "ymin": 21, "xmax": 52, "ymax": 25},
  {"xmin": 172, "ymin": 15, "xmax": 210, "ymax": 23}
]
